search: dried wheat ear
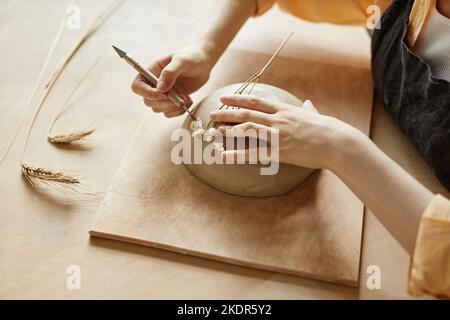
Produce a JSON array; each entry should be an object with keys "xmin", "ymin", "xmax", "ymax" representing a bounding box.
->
[
  {"xmin": 47, "ymin": 58, "xmax": 99, "ymax": 145},
  {"xmin": 22, "ymin": 164, "xmax": 79, "ymax": 185},
  {"xmin": 47, "ymin": 129, "xmax": 95, "ymax": 144},
  {"xmin": 19, "ymin": 0, "xmax": 123, "ymax": 187}
]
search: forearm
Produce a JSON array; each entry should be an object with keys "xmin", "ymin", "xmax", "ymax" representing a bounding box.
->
[
  {"xmin": 330, "ymin": 128, "xmax": 434, "ymax": 254},
  {"xmin": 195, "ymin": 0, "xmax": 256, "ymax": 66}
]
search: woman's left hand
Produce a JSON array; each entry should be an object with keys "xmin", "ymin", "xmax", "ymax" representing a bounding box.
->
[
  {"xmin": 210, "ymin": 95, "xmax": 362, "ymax": 170},
  {"xmin": 211, "ymin": 94, "xmax": 436, "ymax": 257}
]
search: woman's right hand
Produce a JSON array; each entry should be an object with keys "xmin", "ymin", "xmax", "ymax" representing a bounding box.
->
[
  {"xmin": 210, "ymin": 95, "xmax": 359, "ymax": 170},
  {"xmin": 131, "ymin": 45, "xmax": 214, "ymax": 118}
]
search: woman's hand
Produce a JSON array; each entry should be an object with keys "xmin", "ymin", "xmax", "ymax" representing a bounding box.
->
[
  {"xmin": 210, "ymin": 95, "xmax": 360, "ymax": 170},
  {"xmin": 130, "ymin": 0, "xmax": 257, "ymax": 118},
  {"xmin": 131, "ymin": 45, "xmax": 214, "ymax": 117},
  {"xmin": 211, "ymin": 94, "xmax": 434, "ymax": 255}
]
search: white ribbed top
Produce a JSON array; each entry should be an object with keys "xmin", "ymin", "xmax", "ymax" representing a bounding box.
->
[{"xmin": 414, "ymin": 5, "xmax": 450, "ymax": 81}]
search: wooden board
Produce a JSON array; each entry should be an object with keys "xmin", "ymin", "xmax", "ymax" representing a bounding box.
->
[
  {"xmin": 3, "ymin": 1, "xmax": 448, "ymax": 298},
  {"xmin": 90, "ymin": 47, "xmax": 373, "ymax": 286}
]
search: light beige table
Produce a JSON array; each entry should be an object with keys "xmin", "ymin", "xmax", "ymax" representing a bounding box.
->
[{"xmin": 0, "ymin": 0, "xmax": 448, "ymax": 299}]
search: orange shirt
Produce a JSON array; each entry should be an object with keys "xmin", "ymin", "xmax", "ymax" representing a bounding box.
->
[{"xmin": 255, "ymin": 0, "xmax": 436, "ymax": 46}]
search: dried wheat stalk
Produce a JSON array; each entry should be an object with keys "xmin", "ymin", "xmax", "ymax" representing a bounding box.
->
[
  {"xmin": 45, "ymin": 0, "xmax": 124, "ymax": 88},
  {"xmin": 48, "ymin": 58, "xmax": 100, "ymax": 144},
  {"xmin": 21, "ymin": 0, "xmax": 124, "ymax": 186},
  {"xmin": 0, "ymin": 1, "xmax": 83, "ymax": 167},
  {"xmin": 0, "ymin": 22, "xmax": 67, "ymax": 167}
]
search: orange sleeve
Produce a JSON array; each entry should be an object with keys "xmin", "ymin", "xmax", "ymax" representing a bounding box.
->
[
  {"xmin": 408, "ymin": 0, "xmax": 435, "ymax": 47},
  {"xmin": 253, "ymin": 0, "xmax": 393, "ymax": 24},
  {"xmin": 408, "ymin": 194, "xmax": 450, "ymax": 299},
  {"xmin": 254, "ymin": 0, "xmax": 276, "ymax": 16}
]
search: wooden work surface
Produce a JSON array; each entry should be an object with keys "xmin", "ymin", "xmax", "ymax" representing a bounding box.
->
[
  {"xmin": 89, "ymin": 45, "xmax": 373, "ymax": 286},
  {"xmin": 0, "ymin": 0, "xmax": 448, "ymax": 299}
]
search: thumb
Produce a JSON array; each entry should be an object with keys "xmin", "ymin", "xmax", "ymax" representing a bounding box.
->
[{"xmin": 157, "ymin": 57, "xmax": 187, "ymax": 93}]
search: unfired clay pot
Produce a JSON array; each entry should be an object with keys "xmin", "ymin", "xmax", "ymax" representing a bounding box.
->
[{"xmin": 181, "ymin": 83, "xmax": 314, "ymax": 197}]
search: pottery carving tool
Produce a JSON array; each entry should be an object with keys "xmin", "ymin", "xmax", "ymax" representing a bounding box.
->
[{"xmin": 112, "ymin": 45, "xmax": 198, "ymax": 121}]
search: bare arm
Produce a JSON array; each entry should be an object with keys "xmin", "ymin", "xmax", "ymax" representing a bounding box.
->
[
  {"xmin": 196, "ymin": 0, "xmax": 257, "ymax": 67},
  {"xmin": 331, "ymin": 129, "xmax": 434, "ymax": 254},
  {"xmin": 131, "ymin": 0, "xmax": 256, "ymax": 117}
]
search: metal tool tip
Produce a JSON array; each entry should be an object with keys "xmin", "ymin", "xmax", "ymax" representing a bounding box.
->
[{"xmin": 112, "ymin": 45, "xmax": 126, "ymax": 58}]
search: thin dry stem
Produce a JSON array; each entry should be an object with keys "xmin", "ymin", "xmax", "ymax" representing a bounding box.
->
[
  {"xmin": 255, "ymin": 32, "xmax": 293, "ymax": 77},
  {"xmin": 48, "ymin": 58, "xmax": 100, "ymax": 144},
  {"xmin": 207, "ymin": 33, "xmax": 294, "ymax": 129},
  {"xmin": 45, "ymin": 0, "xmax": 124, "ymax": 88},
  {"xmin": 0, "ymin": 20, "xmax": 67, "ymax": 166},
  {"xmin": 221, "ymin": 32, "xmax": 293, "ymax": 112}
]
